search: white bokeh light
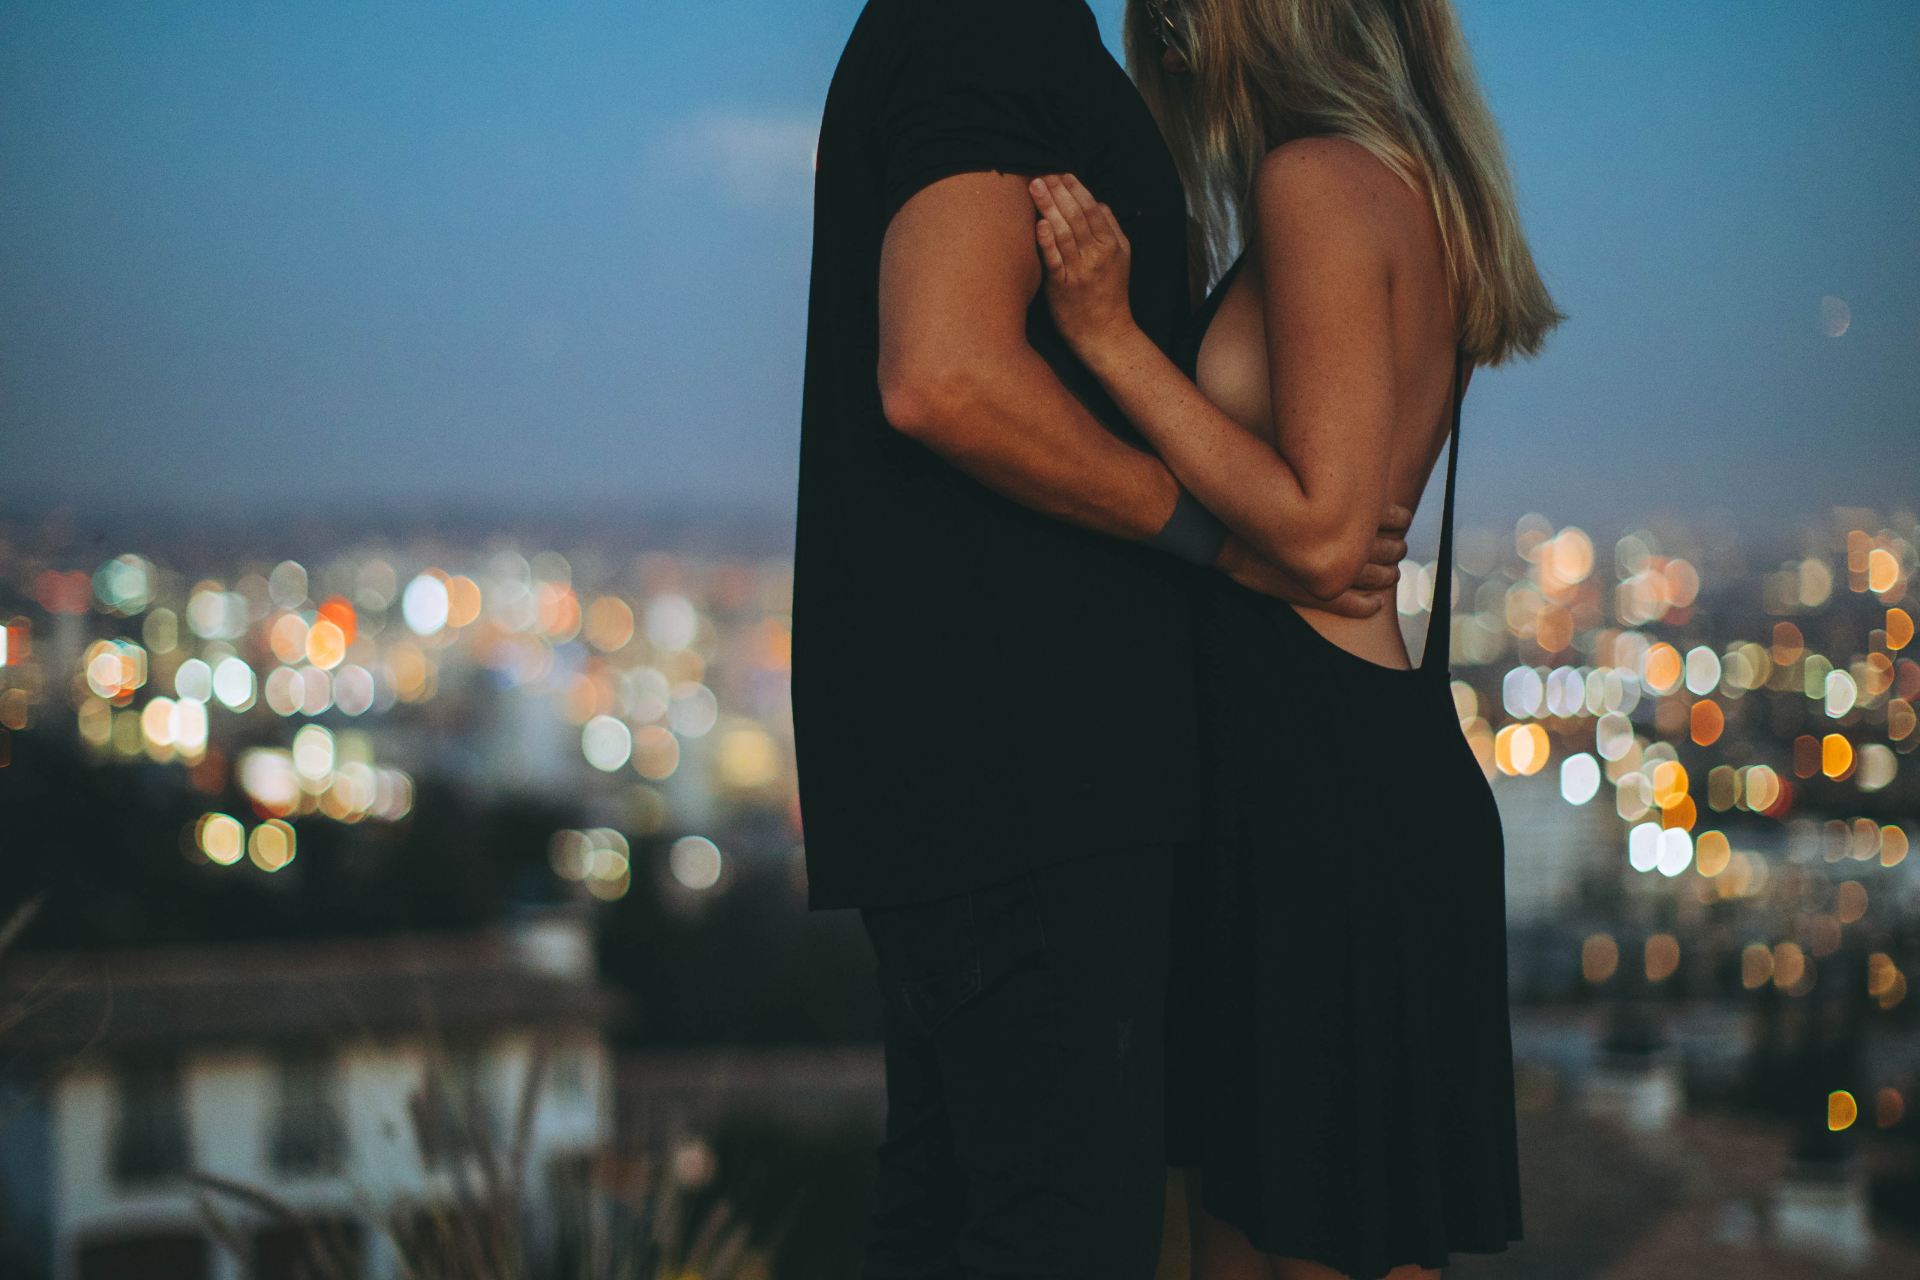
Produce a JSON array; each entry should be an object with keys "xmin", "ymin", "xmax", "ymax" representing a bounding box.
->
[
  {"xmin": 1560, "ymin": 753, "xmax": 1601, "ymax": 806},
  {"xmin": 669, "ymin": 835, "xmax": 723, "ymax": 891},
  {"xmin": 403, "ymin": 574, "xmax": 451, "ymax": 635},
  {"xmin": 582, "ymin": 715, "xmax": 633, "ymax": 772}
]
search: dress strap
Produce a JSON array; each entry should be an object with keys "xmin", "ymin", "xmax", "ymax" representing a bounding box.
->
[
  {"xmin": 1180, "ymin": 248, "xmax": 1249, "ymax": 376},
  {"xmin": 1419, "ymin": 349, "xmax": 1469, "ymax": 677}
]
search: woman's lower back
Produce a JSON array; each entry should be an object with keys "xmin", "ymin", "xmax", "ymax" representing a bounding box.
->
[{"xmin": 1290, "ymin": 604, "xmax": 1416, "ymax": 672}]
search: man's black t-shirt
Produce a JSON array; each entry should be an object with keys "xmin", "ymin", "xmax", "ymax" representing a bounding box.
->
[{"xmin": 793, "ymin": 0, "xmax": 1203, "ymax": 909}]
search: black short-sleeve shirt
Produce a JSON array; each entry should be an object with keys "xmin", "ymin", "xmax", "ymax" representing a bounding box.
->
[{"xmin": 792, "ymin": 0, "xmax": 1203, "ymax": 909}]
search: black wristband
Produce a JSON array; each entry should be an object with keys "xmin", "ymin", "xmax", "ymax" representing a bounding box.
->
[{"xmin": 1148, "ymin": 485, "xmax": 1228, "ymax": 567}]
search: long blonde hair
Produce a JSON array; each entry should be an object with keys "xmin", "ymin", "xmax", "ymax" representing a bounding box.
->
[{"xmin": 1127, "ymin": 0, "xmax": 1563, "ymax": 365}]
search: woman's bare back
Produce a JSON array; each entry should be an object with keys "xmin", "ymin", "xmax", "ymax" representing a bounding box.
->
[{"xmin": 1194, "ymin": 161, "xmax": 1470, "ymax": 670}]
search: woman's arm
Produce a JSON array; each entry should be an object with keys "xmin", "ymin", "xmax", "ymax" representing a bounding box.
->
[{"xmin": 1029, "ymin": 142, "xmax": 1399, "ymax": 601}]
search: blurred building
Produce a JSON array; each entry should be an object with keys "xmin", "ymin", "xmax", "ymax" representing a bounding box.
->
[
  {"xmin": 0, "ymin": 910, "xmax": 617, "ymax": 1280},
  {"xmin": 1496, "ymin": 769, "xmax": 1619, "ymax": 926}
]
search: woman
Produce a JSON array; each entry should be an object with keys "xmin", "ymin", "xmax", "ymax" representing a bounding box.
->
[{"xmin": 1023, "ymin": 1, "xmax": 1562, "ymax": 1277}]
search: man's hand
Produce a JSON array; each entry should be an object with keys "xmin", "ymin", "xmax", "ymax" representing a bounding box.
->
[{"xmin": 1215, "ymin": 503, "xmax": 1411, "ymax": 618}]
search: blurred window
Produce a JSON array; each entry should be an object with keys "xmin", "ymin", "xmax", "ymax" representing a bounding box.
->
[
  {"xmin": 77, "ymin": 1230, "xmax": 208, "ymax": 1280},
  {"xmin": 253, "ymin": 1217, "xmax": 362, "ymax": 1280},
  {"xmin": 270, "ymin": 1049, "xmax": 346, "ymax": 1176},
  {"xmin": 109, "ymin": 1057, "xmax": 188, "ymax": 1186}
]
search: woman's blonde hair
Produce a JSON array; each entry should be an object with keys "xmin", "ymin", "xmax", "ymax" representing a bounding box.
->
[{"xmin": 1127, "ymin": 0, "xmax": 1563, "ymax": 365}]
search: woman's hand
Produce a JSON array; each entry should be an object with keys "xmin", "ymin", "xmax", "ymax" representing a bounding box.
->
[
  {"xmin": 1215, "ymin": 505, "xmax": 1412, "ymax": 617},
  {"xmin": 1027, "ymin": 174, "xmax": 1139, "ymax": 358}
]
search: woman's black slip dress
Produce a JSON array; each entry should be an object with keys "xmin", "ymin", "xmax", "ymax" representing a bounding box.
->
[{"xmin": 1165, "ymin": 250, "xmax": 1525, "ymax": 1280}]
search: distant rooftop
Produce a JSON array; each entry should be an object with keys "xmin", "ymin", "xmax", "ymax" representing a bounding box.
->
[{"xmin": 1, "ymin": 919, "xmax": 621, "ymax": 1059}]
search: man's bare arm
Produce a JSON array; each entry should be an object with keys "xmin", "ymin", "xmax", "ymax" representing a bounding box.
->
[{"xmin": 878, "ymin": 172, "xmax": 1182, "ymax": 541}]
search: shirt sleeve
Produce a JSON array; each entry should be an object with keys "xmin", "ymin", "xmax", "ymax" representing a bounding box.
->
[{"xmin": 877, "ymin": 3, "xmax": 1082, "ymax": 224}]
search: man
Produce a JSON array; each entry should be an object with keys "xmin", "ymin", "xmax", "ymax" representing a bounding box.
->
[{"xmin": 791, "ymin": 2, "xmax": 1403, "ymax": 1274}]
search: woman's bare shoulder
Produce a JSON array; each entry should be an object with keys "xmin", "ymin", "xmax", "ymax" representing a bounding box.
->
[{"xmin": 1252, "ymin": 136, "xmax": 1422, "ymax": 254}]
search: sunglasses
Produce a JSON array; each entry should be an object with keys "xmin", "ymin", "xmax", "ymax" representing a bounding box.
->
[{"xmin": 1143, "ymin": 0, "xmax": 1190, "ymax": 60}]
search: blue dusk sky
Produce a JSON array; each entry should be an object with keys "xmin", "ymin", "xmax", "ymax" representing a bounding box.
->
[{"xmin": 1, "ymin": 0, "xmax": 1915, "ymax": 538}]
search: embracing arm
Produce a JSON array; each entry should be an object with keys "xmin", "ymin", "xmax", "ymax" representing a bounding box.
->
[
  {"xmin": 1031, "ymin": 143, "xmax": 1401, "ymax": 602},
  {"xmin": 879, "ymin": 170, "xmax": 1399, "ymax": 612},
  {"xmin": 879, "ymin": 172, "xmax": 1182, "ymax": 542}
]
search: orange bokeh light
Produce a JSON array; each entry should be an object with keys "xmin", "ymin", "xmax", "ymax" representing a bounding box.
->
[
  {"xmin": 1690, "ymin": 699, "xmax": 1724, "ymax": 746},
  {"xmin": 317, "ymin": 596, "xmax": 357, "ymax": 646}
]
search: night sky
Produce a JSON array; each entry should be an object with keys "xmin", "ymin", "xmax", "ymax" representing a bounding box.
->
[{"xmin": 2, "ymin": 0, "xmax": 1915, "ymax": 537}]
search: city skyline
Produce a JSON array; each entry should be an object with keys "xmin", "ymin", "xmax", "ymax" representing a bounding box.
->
[
  {"xmin": 2, "ymin": 0, "xmax": 1916, "ymax": 535},
  {"xmin": 4, "ymin": 8, "xmax": 1918, "ymax": 1275}
]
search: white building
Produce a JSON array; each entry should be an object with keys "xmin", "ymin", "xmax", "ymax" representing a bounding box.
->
[
  {"xmin": 1494, "ymin": 769, "xmax": 1620, "ymax": 927},
  {"xmin": 0, "ymin": 912, "xmax": 617, "ymax": 1280}
]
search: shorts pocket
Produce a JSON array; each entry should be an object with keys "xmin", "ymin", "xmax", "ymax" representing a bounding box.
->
[
  {"xmin": 895, "ymin": 954, "xmax": 984, "ymax": 1036},
  {"xmin": 864, "ymin": 872, "xmax": 1050, "ymax": 1038}
]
